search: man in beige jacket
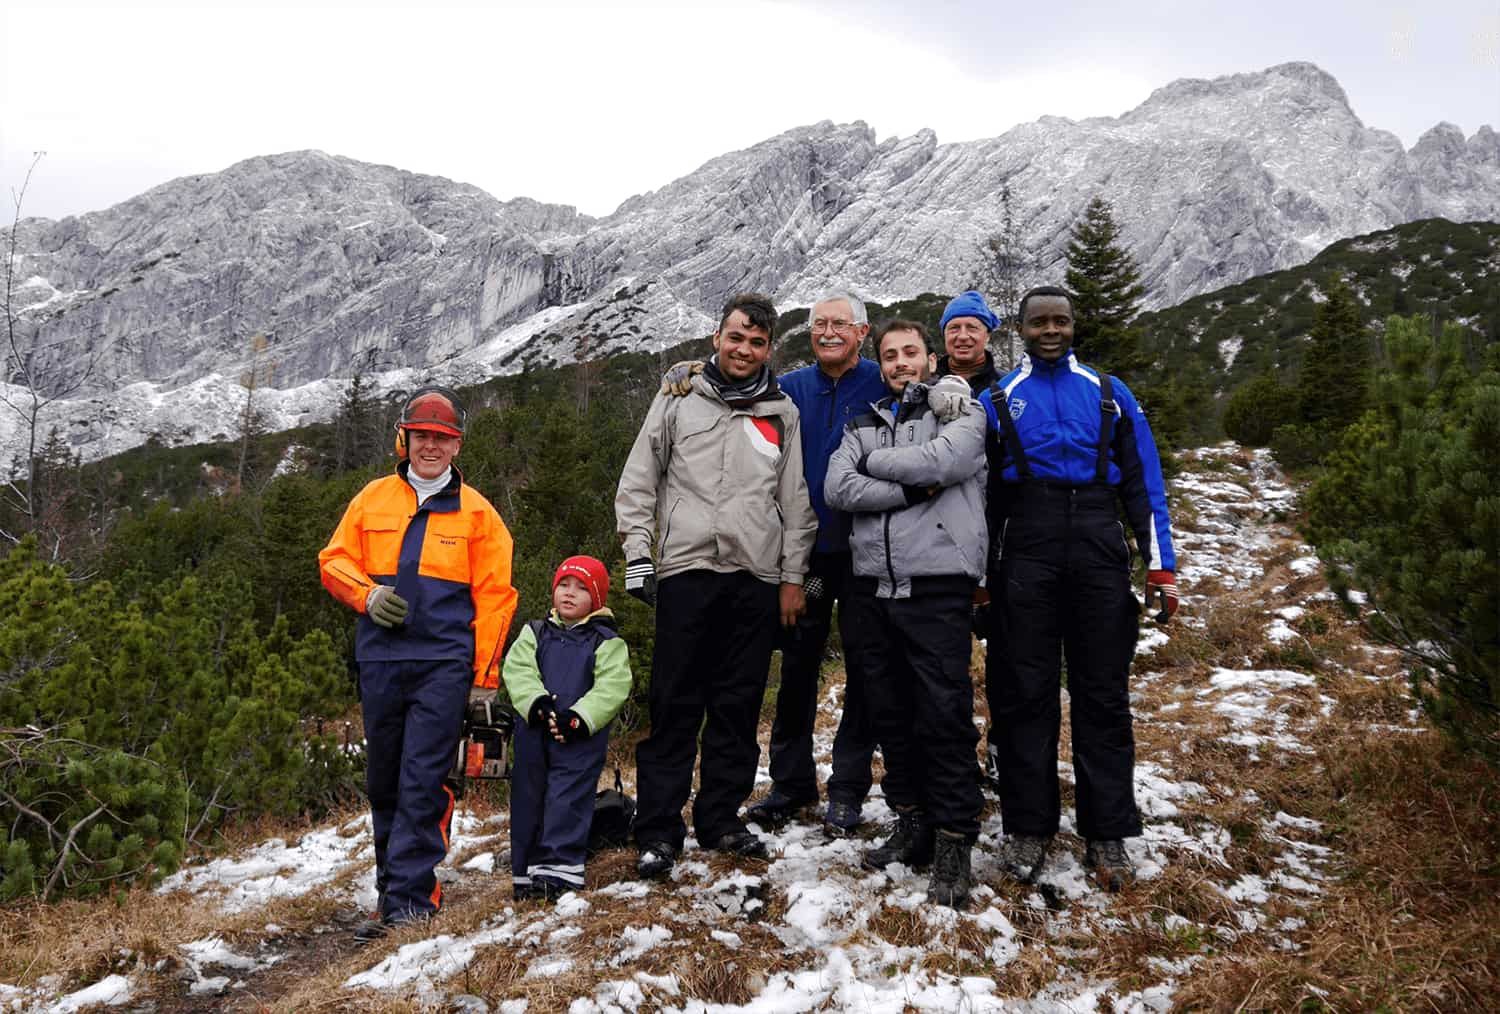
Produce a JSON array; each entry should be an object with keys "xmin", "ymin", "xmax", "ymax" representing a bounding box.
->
[{"xmin": 615, "ymin": 292, "xmax": 818, "ymax": 880}]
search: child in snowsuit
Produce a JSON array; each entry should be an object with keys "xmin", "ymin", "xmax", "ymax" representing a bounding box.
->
[{"xmin": 503, "ymin": 555, "xmax": 632, "ymax": 900}]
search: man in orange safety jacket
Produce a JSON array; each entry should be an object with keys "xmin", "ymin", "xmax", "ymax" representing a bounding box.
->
[{"xmin": 319, "ymin": 385, "xmax": 517, "ymax": 940}]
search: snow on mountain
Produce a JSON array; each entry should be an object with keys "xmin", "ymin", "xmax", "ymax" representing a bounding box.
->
[{"xmin": 3, "ymin": 61, "xmax": 1496, "ymax": 466}]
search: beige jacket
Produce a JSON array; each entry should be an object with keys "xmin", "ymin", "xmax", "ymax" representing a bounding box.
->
[{"xmin": 615, "ymin": 374, "xmax": 817, "ymax": 585}]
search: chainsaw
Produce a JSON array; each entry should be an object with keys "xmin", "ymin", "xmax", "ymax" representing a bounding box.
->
[{"xmin": 447, "ymin": 698, "xmax": 513, "ymax": 797}]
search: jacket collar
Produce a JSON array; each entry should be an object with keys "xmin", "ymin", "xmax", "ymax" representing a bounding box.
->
[{"xmin": 547, "ymin": 606, "xmax": 617, "ymax": 631}]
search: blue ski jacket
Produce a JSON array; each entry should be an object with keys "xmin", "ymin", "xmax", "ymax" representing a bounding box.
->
[
  {"xmin": 978, "ymin": 351, "xmax": 1176, "ymax": 572},
  {"xmin": 779, "ymin": 357, "xmax": 888, "ymax": 554}
]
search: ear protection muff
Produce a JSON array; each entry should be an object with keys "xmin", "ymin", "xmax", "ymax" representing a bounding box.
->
[{"xmin": 393, "ymin": 385, "xmax": 467, "ymax": 459}]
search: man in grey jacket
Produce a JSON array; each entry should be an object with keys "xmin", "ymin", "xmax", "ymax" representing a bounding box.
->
[
  {"xmin": 824, "ymin": 318, "xmax": 988, "ymax": 908},
  {"xmin": 615, "ymin": 292, "xmax": 819, "ymax": 880}
]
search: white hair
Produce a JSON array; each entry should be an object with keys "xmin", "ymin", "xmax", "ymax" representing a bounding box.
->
[{"xmin": 811, "ymin": 291, "xmax": 867, "ymax": 325}]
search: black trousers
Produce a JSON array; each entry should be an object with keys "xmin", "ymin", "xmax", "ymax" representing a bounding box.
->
[
  {"xmin": 633, "ymin": 569, "xmax": 778, "ymax": 850},
  {"xmin": 766, "ymin": 551, "xmax": 875, "ymax": 807},
  {"xmin": 845, "ymin": 582, "xmax": 982, "ymax": 839},
  {"xmin": 988, "ymin": 485, "xmax": 1142, "ymax": 840}
]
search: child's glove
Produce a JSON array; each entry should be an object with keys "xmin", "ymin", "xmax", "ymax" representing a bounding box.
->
[
  {"xmin": 555, "ymin": 709, "xmax": 591, "ymax": 743},
  {"xmin": 625, "ymin": 558, "xmax": 657, "ymax": 606},
  {"xmin": 527, "ymin": 695, "xmax": 557, "ymax": 730}
]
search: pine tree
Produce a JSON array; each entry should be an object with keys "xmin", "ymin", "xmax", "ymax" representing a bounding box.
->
[
  {"xmin": 977, "ymin": 182, "xmax": 1028, "ymax": 366},
  {"xmin": 1295, "ymin": 272, "xmax": 1370, "ymax": 430},
  {"xmin": 1303, "ymin": 317, "xmax": 1499, "ymax": 764},
  {"xmin": 1064, "ymin": 197, "xmax": 1148, "ymax": 376}
]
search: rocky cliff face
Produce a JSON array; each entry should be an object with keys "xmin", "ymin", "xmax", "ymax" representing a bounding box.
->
[{"xmin": 3, "ymin": 61, "xmax": 1497, "ymax": 463}]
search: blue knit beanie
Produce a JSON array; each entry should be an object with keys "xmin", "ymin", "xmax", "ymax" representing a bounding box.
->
[{"xmin": 940, "ymin": 290, "xmax": 999, "ymax": 332}]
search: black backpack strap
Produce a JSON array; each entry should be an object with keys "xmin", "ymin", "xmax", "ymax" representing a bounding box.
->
[
  {"xmin": 1095, "ymin": 371, "xmax": 1117, "ymax": 484},
  {"xmin": 988, "ymin": 381, "xmax": 1033, "ymax": 480},
  {"xmin": 614, "ymin": 766, "xmax": 624, "ymax": 794}
]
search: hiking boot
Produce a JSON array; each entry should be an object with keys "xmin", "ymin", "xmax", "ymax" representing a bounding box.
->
[
  {"xmin": 927, "ymin": 829, "xmax": 974, "ymax": 909},
  {"xmin": 512, "ymin": 880, "xmax": 540, "ymax": 902},
  {"xmin": 746, "ymin": 788, "xmax": 815, "ymax": 827},
  {"xmin": 1084, "ymin": 839, "xmax": 1135, "ymax": 892},
  {"xmin": 533, "ymin": 876, "xmax": 573, "ymax": 902},
  {"xmin": 861, "ymin": 807, "xmax": 934, "ymax": 871},
  {"xmin": 636, "ymin": 841, "xmax": 678, "ymax": 880},
  {"xmin": 707, "ymin": 829, "xmax": 769, "ymax": 860},
  {"xmin": 999, "ymin": 833, "xmax": 1052, "ymax": 883},
  {"xmin": 822, "ymin": 800, "xmax": 863, "ymax": 838},
  {"xmin": 353, "ymin": 918, "xmax": 389, "ymax": 944}
]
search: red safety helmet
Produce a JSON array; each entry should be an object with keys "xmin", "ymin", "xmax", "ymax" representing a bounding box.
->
[{"xmin": 394, "ymin": 386, "xmax": 466, "ymax": 457}]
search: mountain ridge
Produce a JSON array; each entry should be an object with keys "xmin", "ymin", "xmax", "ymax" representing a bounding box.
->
[{"xmin": 3, "ymin": 61, "xmax": 1497, "ymax": 465}]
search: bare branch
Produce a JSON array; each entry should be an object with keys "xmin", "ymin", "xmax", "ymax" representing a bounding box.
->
[{"xmin": 42, "ymin": 804, "xmax": 105, "ymax": 901}]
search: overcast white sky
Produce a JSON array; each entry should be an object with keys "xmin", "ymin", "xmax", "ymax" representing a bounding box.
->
[{"xmin": 2, "ymin": 0, "xmax": 1497, "ymax": 223}]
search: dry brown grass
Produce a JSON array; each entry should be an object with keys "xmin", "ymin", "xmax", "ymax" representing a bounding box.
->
[{"xmin": 1175, "ymin": 733, "xmax": 1500, "ymax": 1012}]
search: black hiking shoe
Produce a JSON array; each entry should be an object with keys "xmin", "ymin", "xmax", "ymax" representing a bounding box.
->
[
  {"xmin": 746, "ymin": 789, "xmax": 816, "ymax": 827},
  {"xmin": 861, "ymin": 807, "xmax": 934, "ymax": 871},
  {"xmin": 927, "ymin": 829, "xmax": 974, "ymax": 909},
  {"xmin": 822, "ymin": 800, "xmax": 863, "ymax": 839},
  {"xmin": 1084, "ymin": 839, "xmax": 1134, "ymax": 892},
  {"xmin": 707, "ymin": 829, "xmax": 769, "ymax": 860},
  {"xmin": 636, "ymin": 841, "xmax": 678, "ymax": 880},
  {"xmin": 999, "ymin": 833, "xmax": 1052, "ymax": 883}
]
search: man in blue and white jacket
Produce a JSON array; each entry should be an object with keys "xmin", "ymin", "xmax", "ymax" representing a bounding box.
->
[{"xmin": 980, "ymin": 286, "xmax": 1179, "ymax": 893}]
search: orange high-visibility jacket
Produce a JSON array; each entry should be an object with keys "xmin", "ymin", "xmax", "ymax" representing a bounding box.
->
[{"xmin": 319, "ymin": 464, "xmax": 518, "ymax": 688}]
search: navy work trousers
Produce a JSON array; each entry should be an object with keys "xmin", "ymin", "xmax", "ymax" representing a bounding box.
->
[
  {"xmin": 633, "ymin": 570, "xmax": 778, "ymax": 850},
  {"xmin": 510, "ymin": 721, "xmax": 610, "ymax": 890},
  {"xmin": 360, "ymin": 657, "xmax": 470, "ymax": 920},
  {"xmin": 989, "ymin": 484, "xmax": 1143, "ymax": 840},
  {"xmin": 766, "ymin": 551, "xmax": 875, "ymax": 807},
  {"xmin": 845, "ymin": 582, "xmax": 982, "ymax": 839}
]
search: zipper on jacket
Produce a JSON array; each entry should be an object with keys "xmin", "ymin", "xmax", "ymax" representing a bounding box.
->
[{"xmin": 882, "ymin": 512, "xmax": 897, "ymax": 589}]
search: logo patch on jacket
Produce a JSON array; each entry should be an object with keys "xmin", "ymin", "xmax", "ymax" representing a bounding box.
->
[
  {"xmin": 743, "ymin": 416, "xmax": 782, "ymax": 459},
  {"xmin": 1009, "ymin": 398, "xmax": 1027, "ymax": 421}
]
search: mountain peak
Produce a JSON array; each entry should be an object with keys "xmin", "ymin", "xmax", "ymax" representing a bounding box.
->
[{"xmin": 1129, "ymin": 61, "xmax": 1353, "ymax": 119}]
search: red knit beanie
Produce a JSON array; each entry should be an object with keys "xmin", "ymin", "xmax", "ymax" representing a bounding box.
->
[{"xmin": 552, "ymin": 555, "xmax": 610, "ymax": 611}]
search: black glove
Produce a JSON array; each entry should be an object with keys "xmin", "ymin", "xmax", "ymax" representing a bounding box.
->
[
  {"xmin": 625, "ymin": 558, "xmax": 657, "ymax": 606},
  {"xmin": 902, "ymin": 484, "xmax": 935, "ymax": 506},
  {"xmin": 555, "ymin": 708, "xmax": 591, "ymax": 743},
  {"xmin": 527, "ymin": 696, "xmax": 557, "ymax": 730},
  {"xmin": 803, "ymin": 575, "xmax": 826, "ymax": 603}
]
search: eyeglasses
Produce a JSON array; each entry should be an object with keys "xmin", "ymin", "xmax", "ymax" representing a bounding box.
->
[{"xmin": 811, "ymin": 318, "xmax": 858, "ymax": 335}]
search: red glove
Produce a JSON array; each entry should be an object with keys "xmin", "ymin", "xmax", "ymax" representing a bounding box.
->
[{"xmin": 1146, "ymin": 570, "xmax": 1179, "ymax": 623}]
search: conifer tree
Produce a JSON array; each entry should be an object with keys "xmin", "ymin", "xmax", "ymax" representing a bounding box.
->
[
  {"xmin": 1064, "ymin": 197, "xmax": 1148, "ymax": 376},
  {"xmin": 1296, "ymin": 272, "xmax": 1370, "ymax": 430},
  {"xmin": 1304, "ymin": 317, "xmax": 1499, "ymax": 764}
]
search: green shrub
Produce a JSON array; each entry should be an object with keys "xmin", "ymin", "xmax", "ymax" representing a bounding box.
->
[{"xmin": 1303, "ymin": 316, "xmax": 1500, "ymax": 764}]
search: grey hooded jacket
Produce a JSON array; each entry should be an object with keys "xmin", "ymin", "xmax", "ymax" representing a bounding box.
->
[
  {"xmin": 824, "ymin": 382, "xmax": 988, "ymax": 598},
  {"xmin": 615, "ymin": 373, "xmax": 818, "ymax": 585}
]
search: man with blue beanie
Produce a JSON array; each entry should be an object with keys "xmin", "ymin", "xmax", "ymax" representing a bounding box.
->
[
  {"xmin": 937, "ymin": 290, "xmax": 1003, "ymax": 394},
  {"xmin": 979, "ymin": 286, "xmax": 1178, "ymax": 892}
]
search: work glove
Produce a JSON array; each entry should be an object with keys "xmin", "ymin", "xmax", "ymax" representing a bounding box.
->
[
  {"xmin": 928, "ymin": 374, "xmax": 973, "ymax": 424},
  {"xmin": 554, "ymin": 708, "xmax": 591, "ymax": 743},
  {"xmin": 1145, "ymin": 570, "xmax": 1179, "ymax": 623},
  {"xmin": 803, "ymin": 575, "xmax": 826, "ymax": 603},
  {"xmin": 659, "ymin": 360, "xmax": 704, "ymax": 397},
  {"xmin": 625, "ymin": 558, "xmax": 657, "ymax": 606},
  {"xmin": 527, "ymin": 695, "xmax": 557, "ymax": 730},
  {"xmin": 365, "ymin": 585, "xmax": 408, "ymax": 628}
]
